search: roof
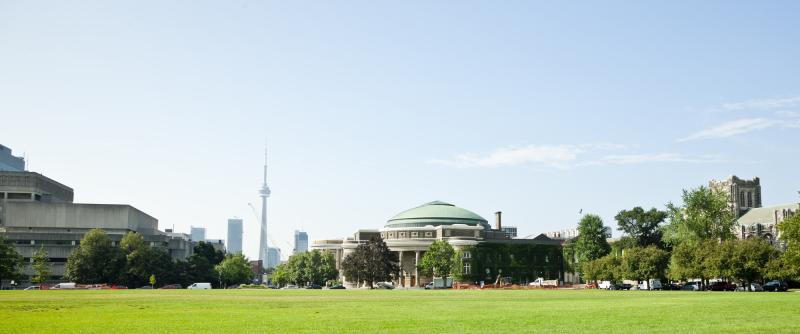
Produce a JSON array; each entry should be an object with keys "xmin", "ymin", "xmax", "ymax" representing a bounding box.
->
[
  {"xmin": 736, "ymin": 203, "xmax": 799, "ymax": 226},
  {"xmin": 385, "ymin": 201, "xmax": 490, "ymax": 229}
]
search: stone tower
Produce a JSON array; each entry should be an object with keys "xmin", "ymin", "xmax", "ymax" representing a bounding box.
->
[{"xmin": 709, "ymin": 175, "xmax": 762, "ymax": 218}]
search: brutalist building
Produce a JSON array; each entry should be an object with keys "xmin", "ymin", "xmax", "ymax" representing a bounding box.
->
[{"xmin": 0, "ymin": 171, "xmax": 192, "ymax": 281}]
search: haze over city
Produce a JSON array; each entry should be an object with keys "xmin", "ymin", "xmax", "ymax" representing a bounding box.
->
[{"xmin": 2, "ymin": 1, "xmax": 800, "ymax": 260}]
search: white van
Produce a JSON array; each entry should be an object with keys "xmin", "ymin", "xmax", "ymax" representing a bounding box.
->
[
  {"xmin": 638, "ymin": 279, "xmax": 663, "ymax": 291},
  {"xmin": 187, "ymin": 283, "xmax": 212, "ymax": 290},
  {"xmin": 52, "ymin": 283, "xmax": 77, "ymax": 290}
]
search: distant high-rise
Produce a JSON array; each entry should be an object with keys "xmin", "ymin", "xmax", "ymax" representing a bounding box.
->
[
  {"xmin": 0, "ymin": 144, "xmax": 25, "ymax": 171},
  {"xmin": 258, "ymin": 148, "xmax": 271, "ymax": 265},
  {"xmin": 293, "ymin": 230, "xmax": 308, "ymax": 254},
  {"xmin": 190, "ymin": 226, "xmax": 206, "ymax": 242},
  {"xmin": 267, "ymin": 247, "xmax": 281, "ymax": 269},
  {"xmin": 227, "ymin": 218, "xmax": 243, "ymax": 254}
]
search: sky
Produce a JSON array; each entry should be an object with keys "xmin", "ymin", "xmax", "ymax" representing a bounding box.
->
[{"xmin": 2, "ymin": 1, "xmax": 800, "ymax": 261}]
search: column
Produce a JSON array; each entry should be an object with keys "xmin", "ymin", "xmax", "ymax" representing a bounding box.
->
[
  {"xmin": 415, "ymin": 251, "xmax": 421, "ymax": 287},
  {"xmin": 398, "ymin": 251, "xmax": 404, "ymax": 287}
]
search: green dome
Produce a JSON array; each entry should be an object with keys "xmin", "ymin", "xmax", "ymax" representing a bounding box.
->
[{"xmin": 385, "ymin": 201, "xmax": 490, "ymax": 229}]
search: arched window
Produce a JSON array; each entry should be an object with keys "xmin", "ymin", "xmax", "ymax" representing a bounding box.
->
[
  {"xmin": 740, "ymin": 192, "xmax": 746, "ymax": 207},
  {"xmin": 747, "ymin": 192, "xmax": 753, "ymax": 208}
]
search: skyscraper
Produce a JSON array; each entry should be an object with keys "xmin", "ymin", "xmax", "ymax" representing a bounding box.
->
[
  {"xmin": 293, "ymin": 230, "xmax": 308, "ymax": 254},
  {"xmin": 267, "ymin": 247, "xmax": 281, "ymax": 269},
  {"xmin": 0, "ymin": 144, "xmax": 25, "ymax": 171},
  {"xmin": 258, "ymin": 148, "xmax": 271, "ymax": 265},
  {"xmin": 190, "ymin": 226, "xmax": 206, "ymax": 242},
  {"xmin": 227, "ymin": 218, "xmax": 243, "ymax": 254}
]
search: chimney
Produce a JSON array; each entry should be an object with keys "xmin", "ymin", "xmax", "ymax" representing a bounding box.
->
[{"xmin": 495, "ymin": 211, "xmax": 502, "ymax": 230}]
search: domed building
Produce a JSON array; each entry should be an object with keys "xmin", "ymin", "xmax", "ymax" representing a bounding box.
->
[{"xmin": 313, "ymin": 201, "xmax": 567, "ymax": 288}]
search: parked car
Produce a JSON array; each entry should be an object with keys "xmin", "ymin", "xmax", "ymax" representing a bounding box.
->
[
  {"xmin": 52, "ymin": 283, "xmax": 77, "ymax": 290},
  {"xmin": 376, "ymin": 282, "xmax": 395, "ymax": 290},
  {"xmin": 736, "ymin": 283, "xmax": 763, "ymax": 292},
  {"xmin": 265, "ymin": 285, "xmax": 279, "ymax": 289},
  {"xmin": 764, "ymin": 280, "xmax": 789, "ymax": 292},
  {"xmin": 160, "ymin": 284, "xmax": 182, "ymax": 289},
  {"xmin": 328, "ymin": 285, "xmax": 346, "ymax": 290},
  {"xmin": 187, "ymin": 282, "xmax": 212, "ymax": 290},
  {"xmin": 306, "ymin": 284, "xmax": 322, "ymax": 289},
  {"xmin": 281, "ymin": 284, "xmax": 299, "ymax": 290},
  {"xmin": 681, "ymin": 282, "xmax": 701, "ymax": 291},
  {"xmin": 137, "ymin": 286, "xmax": 153, "ymax": 289},
  {"xmin": 615, "ymin": 283, "xmax": 632, "ymax": 290},
  {"xmin": 424, "ymin": 282, "xmax": 434, "ymax": 290},
  {"xmin": 598, "ymin": 281, "xmax": 614, "ymax": 290},
  {"xmin": 662, "ymin": 283, "xmax": 681, "ymax": 291},
  {"xmin": 705, "ymin": 281, "xmax": 737, "ymax": 291},
  {"xmin": 24, "ymin": 285, "xmax": 40, "ymax": 290}
]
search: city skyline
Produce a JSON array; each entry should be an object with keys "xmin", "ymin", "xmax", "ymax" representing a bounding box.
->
[{"xmin": 2, "ymin": 1, "xmax": 800, "ymax": 260}]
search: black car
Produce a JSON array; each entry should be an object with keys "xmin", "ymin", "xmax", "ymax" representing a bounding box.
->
[
  {"xmin": 662, "ymin": 283, "xmax": 681, "ymax": 291},
  {"xmin": 763, "ymin": 280, "xmax": 789, "ymax": 292},
  {"xmin": 306, "ymin": 284, "xmax": 322, "ymax": 289},
  {"xmin": 615, "ymin": 283, "xmax": 632, "ymax": 290},
  {"xmin": 328, "ymin": 285, "xmax": 346, "ymax": 290}
]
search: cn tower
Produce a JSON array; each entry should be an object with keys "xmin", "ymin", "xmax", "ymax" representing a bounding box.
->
[{"xmin": 258, "ymin": 148, "xmax": 271, "ymax": 266}]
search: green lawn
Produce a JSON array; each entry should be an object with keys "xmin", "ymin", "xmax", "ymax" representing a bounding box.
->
[{"xmin": 0, "ymin": 289, "xmax": 798, "ymax": 333}]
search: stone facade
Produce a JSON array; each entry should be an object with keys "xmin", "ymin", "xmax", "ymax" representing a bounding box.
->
[{"xmin": 710, "ymin": 175, "xmax": 762, "ymax": 218}]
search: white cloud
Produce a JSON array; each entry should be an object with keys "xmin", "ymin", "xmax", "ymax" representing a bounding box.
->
[
  {"xmin": 427, "ymin": 144, "xmax": 593, "ymax": 168},
  {"xmin": 595, "ymin": 153, "xmax": 723, "ymax": 165},
  {"xmin": 678, "ymin": 118, "xmax": 777, "ymax": 142},
  {"xmin": 429, "ymin": 145, "xmax": 719, "ymax": 168},
  {"xmin": 722, "ymin": 96, "xmax": 800, "ymax": 111}
]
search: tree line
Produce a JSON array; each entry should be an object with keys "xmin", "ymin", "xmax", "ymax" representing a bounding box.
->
[
  {"xmin": 271, "ymin": 249, "xmax": 338, "ymax": 287},
  {"xmin": 573, "ymin": 186, "xmax": 800, "ymax": 290},
  {"xmin": 0, "ymin": 228, "xmax": 254, "ymax": 288}
]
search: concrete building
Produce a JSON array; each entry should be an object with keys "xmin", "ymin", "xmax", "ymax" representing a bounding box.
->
[
  {"xmin": 313, "ymin": 201, "xmax": 566, "ymax": 288},
  {"xmin": 293, "ymin": 230, "xmax": 308, "ymax": 254},
  {"xmin": 227, "ymin": 218, "xmax": 243, "ymax": 254},
  {"xmin": 710, "ymin": 175, "xmax": 762, "ymax": 218},
  {"xmin": 267, "ymin": 247, "xmax": 281, "ymax": 269},
  {"xmin": 0, "ymin": 171, "xmax": 192, "ymax": 280},
  {"xmin": 0, "ymin": 145, "xmax": 25, "ymax": 172},
  {"xmin": 204, "ymin": 239, "xmax": 226, "ymax": 253},
  {"xmin": 190, "ymin": 226, "xmax": 206, "ymax": 242}
]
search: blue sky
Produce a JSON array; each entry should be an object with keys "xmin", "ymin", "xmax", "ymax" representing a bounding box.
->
[{"xmin": 2, "ymin": 1, "xmax": 799, "ymax": 260}]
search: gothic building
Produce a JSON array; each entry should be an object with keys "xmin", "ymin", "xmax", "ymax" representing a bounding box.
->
[{"xmin": 709, "ymin": 175, "xmax": 762, "ymax": 218}]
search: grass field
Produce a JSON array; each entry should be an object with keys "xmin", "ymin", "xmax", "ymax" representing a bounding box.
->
[{"xmin": 1, "ymin": 289, "xmax": 798, "ymax": 333}]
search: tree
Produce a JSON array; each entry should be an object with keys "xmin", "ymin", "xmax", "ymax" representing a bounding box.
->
[
  {"xmin": 65, "ymin": 229, "xmax": 125, "ymax": 284},
  {"xmin": 620, "ymin": 246, "xmax": 669, "ymax": 283},
  {"xmin": 31, "ymin": 246, "xmax": 52, "ymax": 284},
  {"xmin": 0, "ymin": 235, "xmax": 23, "ymax": 286},
  {"xmin": 119, "ymin": 232, "xmax": 176, "ymax": 288},
  {"xmin": 731, "ymin": 238, "xmax": 779, "ymax": 291},
  {"xmin": 187, "ymin": 242, "xmax": 226, "ymax": 288},
  {"xmin": 775, "ymin": 212, "xmax": 800, "ymax": 280},
  {"xmin": 583, "ymin": 255, "xmax": 621, "ymax": 284},
  {"xmin": 340, "ymin": 237, "xmax": 398, "ymax": 288},
  {"xmin": 215, "ymin": 253, "xmax": 252, "ymax": 287},
  {"xmin": 668, "ymin": 241, "xmax": 706, "ymax": 283},
  {"xmin": 149, "ymin": 274, "xmax": 156, "ymax": 287},
  {"xmin": 702, "ymin": 240, "xmax": 735, "ymax": 282},
  {"xmin": 663, "ymin": 186, "xmax": 735, "ymax": 245},
  {"xmin": 575, "ymin": 214, "xmax": 611, "ymax": 273},
  {"xmin": 419, "ymin": 241, "xmax": 455, "ymax": 279},
  {"xmin": 615, "ymin": 207, "xmax": 667, "ymax": 248}
]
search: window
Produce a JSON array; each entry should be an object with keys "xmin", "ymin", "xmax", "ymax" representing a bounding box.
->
[
  {"xmin": 388, "ymin": 232, "xmax": 394, "ymax": 238},
  {"xmin": 399, "ymin": 232, "xmax": 406, "ymax": 238},
  {"xmin": 444, "ymin": 230, "xmax": 451, "ymax": 237},
  {"xmin": 380, "ymin": 233, "xmax": 385, "ymax": 238},
  {"xmin": 463, "ymin": 263, "xmax": 471, "ymax": 275},
  {"xmin": 411, "ymin": 231, "xmax": 418, "ymax": 237},
  {"xmin": 424, "ymin": 232, "xmax": 433, "ymax": 237},
  {"xmin": 462, "ymin": 251, "xmax": 471, "ymax": 259},
  {"xmin": 747, "ymin": 192, "xmax": 753, "ymax": 208},
  {"xmin": 740, "ymin": 192, "xmax": 746, "ymax": 206}
]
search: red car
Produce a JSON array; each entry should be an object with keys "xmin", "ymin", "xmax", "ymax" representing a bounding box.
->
[{"xmin": 705, "ymin": 281, "xmax": 736, "ymax": 291}]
